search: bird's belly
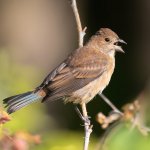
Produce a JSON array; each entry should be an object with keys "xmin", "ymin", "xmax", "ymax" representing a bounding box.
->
[{"xmin": 65, "ymin": 70, "xmax": 113, "ymax": 104}]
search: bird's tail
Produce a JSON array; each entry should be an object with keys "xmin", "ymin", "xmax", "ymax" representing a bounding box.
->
[{"xmin": 3, "ymin": 90, "xmax": 46, "ymax": 114}]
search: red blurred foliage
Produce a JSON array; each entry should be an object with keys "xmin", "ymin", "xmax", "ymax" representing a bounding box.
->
[
  {"xmin": 0, "ymin": 131, "xmax": 41, "ymax": 150},
  {"xmin": 0, "ymin": 108, "xmax": 11, "ymax": 124}
]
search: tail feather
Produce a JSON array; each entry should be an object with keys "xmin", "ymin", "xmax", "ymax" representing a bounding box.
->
[
  {"xmin": 6, "ymin": 93, "xmax": 38, "ymax": 108},
  {"xmin": 7, "ymin": 94, "xmax": 40, "ymax": 114},
  {"xmin": 3, "ymin": 91, "xmax": 45, "ymax": 114},
  {"xmin": 3, "ymin": 92, "xmax": 32, "ymax": 105},
  {"xmin": 4, "ymin": 92, "xmax": 32, "ymax": 107}
]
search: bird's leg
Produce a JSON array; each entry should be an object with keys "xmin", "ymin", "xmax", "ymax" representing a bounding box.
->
[
  {"xmin": 74, "ymin": 105, "xmax": 91, "ymax": 125},
  {"xmin": 81, "ymin": 103, "xmax": 91, "ymax": 126}
]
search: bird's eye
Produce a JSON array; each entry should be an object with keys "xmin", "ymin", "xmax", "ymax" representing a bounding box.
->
[{"xmin": 105, "ymin": 38, "xmax": 110, "ymax": 42}]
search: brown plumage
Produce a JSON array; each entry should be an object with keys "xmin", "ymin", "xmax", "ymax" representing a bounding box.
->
[{"xmin": 3, "ymin": 28, "xmax": 126, "ymax": 114}]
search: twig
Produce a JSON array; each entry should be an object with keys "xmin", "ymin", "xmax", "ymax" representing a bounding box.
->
[
  {"xmin": 71, "ymin": 0, "xmax": 87, "ymax": 47},
  {"xmin": 99, "ymin": 93, "xmax": 123, "ymax": 115},
  {"xmin": 96, "ymin": 112, "xmax": 122, "ymax": 129},
  {"xmin": 81, "ymin": 103, "xmax": 93, "ymax": 150},
  {"xmin": 71, "ymin": 0, "xmax": 92, "ymax": 150}
]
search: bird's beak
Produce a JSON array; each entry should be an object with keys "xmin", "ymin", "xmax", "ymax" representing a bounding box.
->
[
  {"xmin": 118, "ymin": 39, "xmax": 127, "ymax": 45},
  {"xmin": 115, "ymin": 39, "xmax": 127, "ymax": 53}
]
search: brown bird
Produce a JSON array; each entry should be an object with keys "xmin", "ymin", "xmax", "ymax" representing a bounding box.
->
[{"xmin": 3, "ymin": 28, "xmax": 126, "ymax": 114}]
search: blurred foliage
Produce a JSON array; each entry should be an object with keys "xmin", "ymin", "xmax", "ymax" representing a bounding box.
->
[
  {"xmin": 33, "ymin": 131, "xmax": 97, "ymax": 150},
  {"xmin": 0, "ymin": 50, "xmax": 36, "ymax": 98},
  {"xmin": 0, "ymin": 50, "xmax": 51, "ymax": 131},
  {"xmin": 100, "ymin": 123, "xmax": 150, "ymax": 150}
]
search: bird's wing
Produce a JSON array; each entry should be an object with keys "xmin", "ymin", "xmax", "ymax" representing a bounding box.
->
[{"xmin": 39, "ymin": 48, "xmax": 108, "ymax": 102}]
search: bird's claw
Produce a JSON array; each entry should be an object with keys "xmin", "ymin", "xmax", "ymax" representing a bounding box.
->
[
  {"xmin": 82, "ymin": 116, "xmax": 91, "ymax": 125},
  {"xmin": 75, "ymin": 106, "xmax": 91, "ymax": 125}
]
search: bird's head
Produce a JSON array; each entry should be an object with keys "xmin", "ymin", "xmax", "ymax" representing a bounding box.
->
[{"xmin": 90, "ymin": 28, "xmax": 126, "ymax": 55}]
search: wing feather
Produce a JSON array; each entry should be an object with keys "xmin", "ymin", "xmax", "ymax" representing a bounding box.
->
[{"xmin": 39, "ymin": 47, "xmax": 108, "ymax": 102}]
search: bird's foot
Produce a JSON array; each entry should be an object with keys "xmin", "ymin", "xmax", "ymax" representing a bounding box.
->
[
  {"xmin": 75, "ymin": 106, "xmax": 91, "ymax": 125},
  {"xmin": 82, "ymin": 116, "xmax": 91, "ymax": 126}
]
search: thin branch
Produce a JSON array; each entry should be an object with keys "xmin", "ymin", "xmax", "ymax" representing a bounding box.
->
[
  {"xmin": 71, "ymin": 0, "xmax": 92, "ymax": 150},
  {"xmin": 99, "ymin": 93, "xmax": 123, "ymax": 115},
  {"xmin": 81, "ymin": 103, "xmax": 93, "ymax": 150},
  {"xmin": 75, "ymin": 105, "xmax": 93, "ymax": 150},
  {"xmin": 71, "ymin": 0, "xmax": 87, "ymax": 47}
]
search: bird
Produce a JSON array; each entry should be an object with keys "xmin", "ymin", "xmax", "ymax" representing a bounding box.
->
[{"xmin": 3, "ymin": 28, "xmax": 126, "ymax": 114}]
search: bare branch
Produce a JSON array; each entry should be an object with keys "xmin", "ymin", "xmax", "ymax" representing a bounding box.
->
[
  {"xmin": 96, "ymin": 112, "xmax": 122, "ymax": 129},
  {"xmin": 71, "ymin": 0, "xmax": 92, "ymax": 150},
  {"xmin": 71, "ymin": 0, "xmax": 86, "ymax": 47},
  {"xmin": 81, "ymin": 103, "xmax": 93, "ymax": 150}
]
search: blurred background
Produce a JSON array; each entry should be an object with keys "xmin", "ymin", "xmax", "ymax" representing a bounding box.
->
[{"xmin": 0, "ymin": 0, "xmax": 150, "ymax": 149}]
